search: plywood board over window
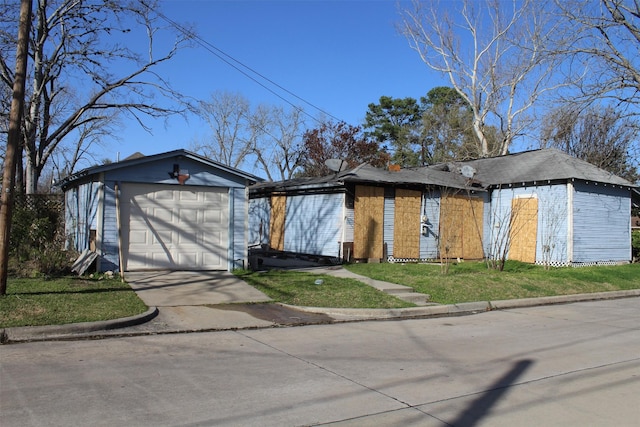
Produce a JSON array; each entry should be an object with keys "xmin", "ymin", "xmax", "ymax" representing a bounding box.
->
[
  {"xmin": 509, "ymin": 197, "xmax": 538, "ymax": 263},
  {"xmin": 269, "ymin": 195, "xmax": 286, "ymax": 251},
  {"xmin": 354, "ymin": 185, "xmax": 384, "ymax": 260},
  {"xmin": 394, "ymin": 189, "xmax": 421, "ymax": 259},
  {"xmin": 439, "ymin": 194, "xmax": 484, "ymax": 260}
]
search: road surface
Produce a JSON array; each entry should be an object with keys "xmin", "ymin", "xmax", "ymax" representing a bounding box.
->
[{"xmin": 2, "ymin": 297, "xmax": 639, "ymax": 426}]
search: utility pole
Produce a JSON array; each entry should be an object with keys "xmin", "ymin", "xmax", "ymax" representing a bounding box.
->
[{"xmin": 0, "ymin": 0, "xmax": 32, "ymax": 295}]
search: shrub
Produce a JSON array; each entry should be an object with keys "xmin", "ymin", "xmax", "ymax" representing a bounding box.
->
[{"xmin": 633, "ymin": 230, "xmax": 640, "ymax": 260}]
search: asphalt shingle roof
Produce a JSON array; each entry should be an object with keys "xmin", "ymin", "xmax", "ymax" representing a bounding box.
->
[
  {"xmin": 250, "ymin": 148, "xmax": 636, "ymax": 194},
  {"xmin": 442, "ymin": 148, "xmax": 636, "ymax": 187}
]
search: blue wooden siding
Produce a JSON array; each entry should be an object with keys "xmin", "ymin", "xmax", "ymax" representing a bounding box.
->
[
  {"xmin": 248, "ymin": 196, "xmax": 270, "ymax": 247},
  {"xmin": 420, "ymin": 189, "xmax": 441, "ymax": 259},
  {"xmin": 283, "ymin": 193, "xmax": 344, "ymax": 257},
  {"xmin": 536, "ymin": 185, "xmax": 568, "ymax": 265},
  {"xmin": 64, "ymin": 181, "xmax": 101, "ymax": 251},
  {"xmin": 572, "ymin": 182, "xmax": 631, "ymax": 263},
  {"xmin": 230, "ymin": 188, "xmax": 249, "ymax": 270},
  {"xmin": 100, "ymin": 182, "xmax": 119, "ymax": 272},
  {"xmin": 102, "ymin": 157, "xmax": 248, "ymax": 188}
]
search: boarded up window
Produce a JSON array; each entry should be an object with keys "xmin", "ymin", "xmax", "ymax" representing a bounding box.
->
[
  {"xmin": 439, "ymin": 194, "xmax": 484, "ymax": 259},
  {"xmin": 354, "ymin": 185, "xmax": 384, "ymax": 260},
  {"xmin": 509, "ymin": 197, "xmax": 538, "ymax": 263},
  {"xmin": 393, "ymin": 189, "xmax": 421, "ymax": 259},
  {"xmin": 269, "ymin": 195, "xmax": 286, "ymax": 251}
]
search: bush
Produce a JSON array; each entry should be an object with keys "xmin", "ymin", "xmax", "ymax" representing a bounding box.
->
[
  {"xmin": 633, "ymin": 230, "xmax": 640, "ymax": 260},
  {"xmin": 9, "ymin": 194, "xmax": 69, "ymax": 277}
]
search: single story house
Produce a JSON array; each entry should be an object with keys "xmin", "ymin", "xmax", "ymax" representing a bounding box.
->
[
  {"xmin": 58, "ymin": 149, "xmax": 261, "ymax": 272},
  {"xmin": 249, "ymin": 149, "xmax": 638, "ymax": 266}
]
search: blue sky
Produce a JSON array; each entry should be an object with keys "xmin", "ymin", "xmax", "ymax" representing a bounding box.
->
[{"xmin": 98, "ymin": 0, "xmax": 447, "ymax": 172}]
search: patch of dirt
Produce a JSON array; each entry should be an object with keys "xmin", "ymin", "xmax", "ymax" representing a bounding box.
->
[{"xmin": 211, "ymin": 303, "xmax": 334, "ymax": 326}]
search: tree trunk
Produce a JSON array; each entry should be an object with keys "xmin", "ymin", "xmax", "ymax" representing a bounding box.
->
[{"xmin": 0, "ymin": 0, "xmax": 32, "ymax": 295}]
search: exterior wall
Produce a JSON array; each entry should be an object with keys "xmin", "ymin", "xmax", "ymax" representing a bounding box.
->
[
  {"xmin": 64, "ymin": 180, "xmax": 101, "ymax": 251},
  {"xmin": 248, "ymin": 196, "xmax": 270, "ymax": 247},
  {"xmin": 537, "ymin": 185, "xmax": 569, "ymax": 265},
  {"xmin": 420, "ymin": 189, "xmax": 441, "ymax": 259},
  {"xmin": 283, "ymin": 192, "xmax": 345, "ymax": 257},
  {"xmin": 572, "ymin": 182, "xmax": 631, "ymax": 263},
  {"xmin": 488, "ymin": 184, "xmax": 569, "ymax": 264},
  {"xmin": 383, "ymin": 188, "xmax": 394, "ymax": 258},
  {"xmin": 103, "ymin": 157, "xmax": 249, "ymax": 189},
  {"xmin": 230, "ymin": 187, "xmax": 249, "ymax": 270},
  {"xmin": 100, "ymin": 182, "xmax": 119, "ymax": 272},
  {"xmin": 71, "ymin": 155, "xmax": 254, "ymax": 272}
]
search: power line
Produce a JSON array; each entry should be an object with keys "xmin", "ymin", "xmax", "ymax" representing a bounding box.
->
[{"xmin": 147, "ymin": 3, "xmax": 343, "ymax": 124}]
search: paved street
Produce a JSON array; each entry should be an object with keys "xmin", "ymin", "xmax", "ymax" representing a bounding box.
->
[{"xmin": 1, "ymin": 297, "xmax": 639, "ymax": 426}]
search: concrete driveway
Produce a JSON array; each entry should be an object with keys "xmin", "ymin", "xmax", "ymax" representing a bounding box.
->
[
  {"xmin": 120, "ymin": 271, "xmax": 275, "ymax": 332},
  {"xmin": 124, "ymin": 270, "xmax": 272, "ymax": 307}
]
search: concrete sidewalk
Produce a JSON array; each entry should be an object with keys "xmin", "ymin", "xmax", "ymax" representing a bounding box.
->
[{"xmin": 2, "ymin": 267, "xmax": 640, "ymax": 344}]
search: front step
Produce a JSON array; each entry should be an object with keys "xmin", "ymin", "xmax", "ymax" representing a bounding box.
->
[{"xmin": 390, "ymin": 292, "xmax": 432, "ymax": 306}]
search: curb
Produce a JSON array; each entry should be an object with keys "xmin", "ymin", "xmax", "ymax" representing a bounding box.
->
[
  {"xmin": 1, "ymin": 306, "xmax": 159, "ymax": 344},
  {"xmin": 2, "ymin": 289, "xmax": 639, "ymax": 344},
  {"xmin": 285, "ymin": 289, "xmax": 640, "ymax": 321},
  {"xmin": 282, "ymin": 301, "xmax": 491, "ymax": 321}
]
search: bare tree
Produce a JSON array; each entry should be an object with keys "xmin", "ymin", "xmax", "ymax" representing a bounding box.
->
[
  {"xmin": 556, "ymin": 0, "xmax": 640, "ymax": 107},
  {"xmin": 193, "ymin": 91, "xmax": 306, "ymax": 179},
  {"xmin": 250, "ymin": 105, "xmax": 306, "ymax": 181},
  {"xmin": 400, "ymin": 0, "xmax": 568, "ymax": 157},
  {"xmin": 541, "ymin": 105, "xmax": 639, "ymax": 182},
  {"xmin": 0, "ymin": 0, "xmax": 192, "ymax": 194},
  {"xmin": 194, "ymin": 91, "xmax": 253, "ymax": 168}
]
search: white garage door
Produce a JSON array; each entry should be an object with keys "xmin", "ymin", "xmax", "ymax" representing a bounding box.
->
[{"xmin": 121, "ymin": 184, "xmax": 229, "ymax": 270}]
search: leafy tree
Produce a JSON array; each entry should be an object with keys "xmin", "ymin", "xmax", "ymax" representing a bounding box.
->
[
  {"xmin": 420, "ymin": 86, "xmax": 477, "ymax": 163},
  {"xmin": 0, "ymin": 0, "xmax": 191, "ymax": 194},
  {"xmin": 364, "ymin": 96, "xmax": 422, "ymax": 167},
  {"xmin": 541, "ymin": 105, "xmax": 639, "ymax": 183},
  {"xmin": 299, "ymin": 120, "xmax": 390, "ymax": 177}
]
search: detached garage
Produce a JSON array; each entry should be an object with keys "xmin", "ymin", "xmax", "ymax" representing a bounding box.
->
[{"xmin": 58, "ymin": 150, "xmax": 260, "ymax": 272}]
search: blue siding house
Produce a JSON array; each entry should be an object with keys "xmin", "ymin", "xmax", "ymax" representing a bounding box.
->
[
  {"xmin": 58, "ymin": 150, "xmax": 260, "ymax": 273},
  {"xmin": 249, "ymin": 149, "xmax": 637, "ymax": 266}
]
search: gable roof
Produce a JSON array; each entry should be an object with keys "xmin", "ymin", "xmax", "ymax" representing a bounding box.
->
[
  {"xmin": 433, "ymin": 148, "xmax": 636, "ymax": 187},
  {"xmin": 57, "ymin": 149, "xmax": 263, "ymax": 190}
]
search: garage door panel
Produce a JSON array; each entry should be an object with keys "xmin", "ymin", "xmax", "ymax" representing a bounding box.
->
[
  {"xmin": 152, "ymin": 208, "xmax": 173, "ymax": 224},
  {"xmin": 178, "ymin": 209, "xmax": 198, "ymax": 226},
  {"xmin": 152, "ymin": 229, "xmax": 174, "ymax": 245},
  {"xmin": 203, "ymin": 251, "xmax": 224, "ymax": 266},
  {"xmin": 121, "ymin": 184, "xmax": 229, "ymax": 271}
]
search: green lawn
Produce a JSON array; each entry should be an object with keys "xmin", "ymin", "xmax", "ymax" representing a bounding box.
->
[
  {"xmin": 2, "ymin": 262, "xmax": 638, "ymax": 328},
  {"xmin": 345, "ymin": 261, "xmax": 640, "ymax": 305},
  {"xmin": 234, "ymin": 269, "xmax": 415, "ymax": 309},
  {"xmin": 0, "ymin": 276, "xmax": 148, "ymax": 328}
]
